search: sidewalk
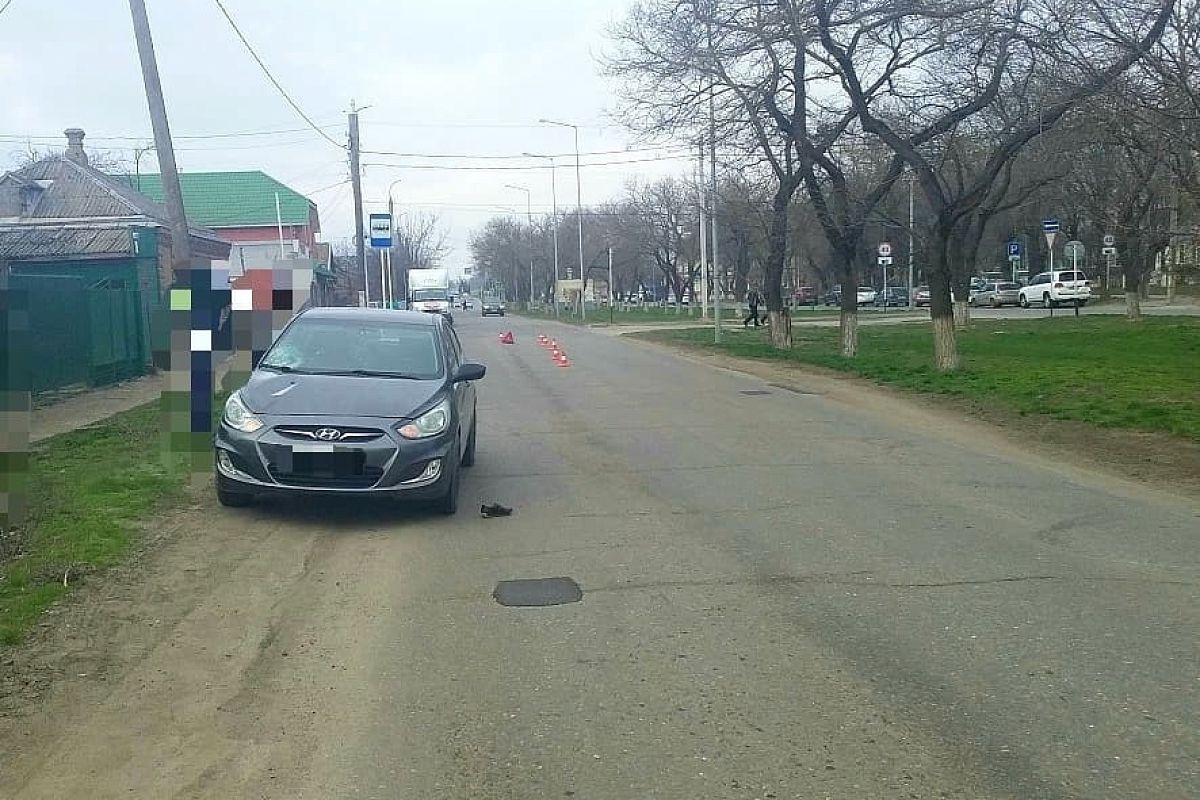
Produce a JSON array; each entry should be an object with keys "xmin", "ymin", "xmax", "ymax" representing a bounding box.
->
[{"xmin": 30, "ymin": 356, "xmax": 237, "ymax": 444}]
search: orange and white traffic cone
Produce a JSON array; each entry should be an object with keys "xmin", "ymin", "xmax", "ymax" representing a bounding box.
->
[
  {"xmin": 500, "ymin": 331, "xmax": 514, "ymax": 345},
  {"xmin": 556, "ymin": 354, "xmax": 571, "ymax": 367}
]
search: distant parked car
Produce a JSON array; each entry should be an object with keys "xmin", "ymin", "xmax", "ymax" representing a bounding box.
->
[
  {"xmin": 913, "ymin": 286, "xmax": 931, "ymax": 307},
  {"xmin": 481, "ymin": 299, "xmax": 505, "ymax": 317},
  {"xmin": 794, "ymin": 286, "xmax": 819, "ymax": 306},
  {"xmin": 823, "ymin": 286, "xmax": 843, "ymax": 306},
  {"xmin": 1018, "ymin": 271, "xmax": 1092, "ymax": 309},
  {"xmin": 874, "ymin": 287, "xmax": 909, "ymax": 307},
  {"xmin": 856, "ymin": 286, "xmax": 877, "ymax": 305},
  {"xmin": 972, "ymin": 281, "xmax": 1021, "ymax": 307}
]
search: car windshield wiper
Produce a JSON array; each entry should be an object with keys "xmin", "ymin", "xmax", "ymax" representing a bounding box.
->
[
  {"xmin": 323, "ymin": 369, "xmax": 426, "ymax": 380},
  {"xmin": 258, "ymin": 362, "xmax": 306, "ymax": 373}
]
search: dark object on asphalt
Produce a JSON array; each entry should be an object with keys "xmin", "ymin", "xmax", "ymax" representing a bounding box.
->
[
  {"xmin": 493, "ymin": 577, "xmax": 583, "ymax": 607},
  {"xmin": 481, "ymin": 503, "xmax": 512, "ymax": 518},
  {"xmin": 214, "ymin": 308, "xmax": 485, "ymax": 515}
]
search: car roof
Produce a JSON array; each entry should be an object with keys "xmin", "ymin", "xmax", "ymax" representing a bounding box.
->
[{"xmin": 296, "ymin": 307, "xmax": 439, "ymax": 326}]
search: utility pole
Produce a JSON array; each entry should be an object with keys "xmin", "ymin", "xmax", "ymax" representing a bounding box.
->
[
  {"xmin": 1168, "ymin": 190, "xmax": 1180, "ymax": 305},
  {"xmin": 608, "ymin": 245, "xmax": 614, "ymax": 325},
  {"xmin": 706, "ymin": 11, "xmax": 722, "ymax": 342},
  {"xmin": 906, "ymin": 171, "xmax": 916, "ymax": 308},
  {"xmin": 128, "ymin": 0, "xmax": 191, "ymax": 281},
  {"xmin": 348, "ymin": 101, "xmax": 367, "ymax": 304},
  {"xmin": 697, "ymin": 140, "xmax": 709, "ymax": 320}
]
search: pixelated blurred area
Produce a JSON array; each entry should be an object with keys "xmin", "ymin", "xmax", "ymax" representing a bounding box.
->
[{"xmin": 1, "ymin": 275, "xmax": 32, "ymax": 532}]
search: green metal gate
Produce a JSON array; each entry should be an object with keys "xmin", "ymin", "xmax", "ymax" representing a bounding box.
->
[{"xmin": 9, "ymin": 270, "xmax": 147, "ymax": 394}]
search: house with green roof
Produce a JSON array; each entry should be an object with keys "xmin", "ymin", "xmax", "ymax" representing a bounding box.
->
[
  {"xmin": 127, "ymin": 170, "xmax": 320, "ymax": 256},
  {"xmin": 125, "ymin": 170, "xmax": 335, "ymax": 304}
]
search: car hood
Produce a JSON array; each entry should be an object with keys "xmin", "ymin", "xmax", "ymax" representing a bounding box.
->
[{"xmin": 240, "ymin": 370, "xmax": 444, "ymax": 419}]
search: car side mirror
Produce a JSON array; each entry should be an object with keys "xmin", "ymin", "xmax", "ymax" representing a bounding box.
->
[{"xmin": 454, "ymin": 363, "xmax": 486, "ymax": 383}]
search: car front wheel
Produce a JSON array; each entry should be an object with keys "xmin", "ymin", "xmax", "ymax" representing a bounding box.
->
[
  {"xmin": 1019, "ymin": 294, "xmax": 1029, "ymax": 308},
  {"xmin": 1043, "ymin": 293, "xmax": 1054, "ymax": 308},
  {"xmin": 435, "ymin": 456, "xmax": 461, "ymax": 515},
  {"xmin": 461, "ymin": 412, "xmax": 477, "ymax": 468}
]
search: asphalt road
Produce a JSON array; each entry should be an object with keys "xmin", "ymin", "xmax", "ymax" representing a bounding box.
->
[{"xmin": 2, "ymin": 312, "xmax": 1197, "ymax": 799}]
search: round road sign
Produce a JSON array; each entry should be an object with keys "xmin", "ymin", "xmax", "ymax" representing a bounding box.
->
[
  {"xmin": 878, "ymin": 242, "xmax": 893, "ymax": 257},
  {"xmin": 1103, "ymin": 234, "xmax": 1116, "ymax": 247}
]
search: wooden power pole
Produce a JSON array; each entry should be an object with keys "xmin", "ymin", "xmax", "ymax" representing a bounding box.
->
[
  {"xmin": 128, "ymin": 0, "xmax": 192, "ymax": 281},
  {"xmin": 348, "ymin": 103, "xmax": 367, "ymax": 300}
]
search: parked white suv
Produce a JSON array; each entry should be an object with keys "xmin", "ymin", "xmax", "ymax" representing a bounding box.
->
[{"xmin": 1018, "ymin": 270, "xmax": 1092, "ymax": 309}]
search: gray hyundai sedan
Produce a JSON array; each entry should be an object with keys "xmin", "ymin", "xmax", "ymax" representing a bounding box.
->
[{"xmin": 214, "ymin": 308, "xmax": 485, "ymax": 514}]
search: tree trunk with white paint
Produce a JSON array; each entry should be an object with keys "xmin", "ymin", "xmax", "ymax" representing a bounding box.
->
[
  {"xmin": 932, "ymin": 313, "xmax": 959, "ymax": 371},
  {"xmin": 767, "ymin": 308, "xmax": 792, "ymax": 349},
  {"xmin": 1125, "ymin": 290, "xmax": 1142, "ymax": 321},
  {"xmin": 840, "ymin": 309, "xmax": 858, "ymax": 357},
  {"xmin": 953, "ymin": 298, "xmax": 970, "ymax": 330}
]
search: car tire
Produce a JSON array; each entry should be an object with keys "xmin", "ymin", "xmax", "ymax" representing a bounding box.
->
[
  {"xmin": 435, "ymin": 458, "xmax": 461, "ymax": 516},
  {"xmin": 1019, "ymin": 294, "xmax": 1029, "ymax": 308},
  {"xmin": 990, "ymin": 297, "xmax": 998, "ymax": 308},
  {"xmin": 1043, "ymin": 293, "xmax": 1053, "ymax": 309},
  {"xmin": 216, "ymin": 479, "xmax": 254, "ymax": 508},
  {"xmin": 461, "ymin": 413, "xmax": 477, "ymax": 468}
]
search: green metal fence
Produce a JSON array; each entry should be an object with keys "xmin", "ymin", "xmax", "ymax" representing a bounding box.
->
[{"xmin": 9, "ymin": 268, "xmax": 148, "ymax": 394}]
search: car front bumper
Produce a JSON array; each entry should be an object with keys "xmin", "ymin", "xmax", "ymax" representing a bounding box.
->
[{"xmin": 214, "ymin": 416, "xmax": 456, "ymax": 499}]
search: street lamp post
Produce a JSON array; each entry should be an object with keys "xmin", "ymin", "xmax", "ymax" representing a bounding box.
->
[
  {"xmin": 540, "ymin": 119, "xmax": 585, "ymax": 321},
  {"xmin": 524, "ymin": 151, "xmax": 560, "ymax": 318},
  {"xmin": 504, "ymin": 184, "xmax": 535, "ymax": 308}
]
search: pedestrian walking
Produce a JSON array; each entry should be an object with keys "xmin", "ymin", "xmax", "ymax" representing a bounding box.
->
[{"xmin": 743, "ymin": 288, "xmax": 762, "ymax": 328}]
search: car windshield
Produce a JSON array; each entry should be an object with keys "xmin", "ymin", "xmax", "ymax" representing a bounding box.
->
[
  {"xmin": 412, "ymin": 289, "xmax": 447, "ymax": 301},
  {"xmin": 998, "ymin": 282, "xmax": 1019, "ymax": 290},
  {"xmin": 1058, "ymin": 272, "xmax": 1086, "ymax": 281},
  {"xmin": 259, "ymin": 316, "xmax": 443, "ymax": 379}
]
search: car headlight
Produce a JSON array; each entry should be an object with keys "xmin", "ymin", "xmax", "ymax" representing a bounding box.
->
[
  {"xmin": 398, "ymin": 397, "xmax": 451, "ymax": 440},
  {"xmin": 223, "ymin": 391, "xmax": 264, "ymax": 434}
]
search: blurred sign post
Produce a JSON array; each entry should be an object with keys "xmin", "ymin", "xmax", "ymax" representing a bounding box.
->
[
  {"xmin": 369, "ymin": 214, "xmax": 393, "ymax": 307},
  {"xmin": 878, "ymin": 242, "xmax": 893, "ymax": 312},
  {"xmin": 1102, "ymin": 234, "xmax": 1117, "ymax": 293},
  {"xmin": 1008, "ymin": 240, "xmax": 1022, "ymax": 282}
]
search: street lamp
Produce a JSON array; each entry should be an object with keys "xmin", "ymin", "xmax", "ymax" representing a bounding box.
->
[
  {"xmin": 524, "ymin": 151, "xmax": 561, "ymax": 318},
  {"xmin": 539, "ymin": 118, "xmax": 585, "ymax": 321},
  {"xmin": 504, "ymin": 183, "xmax": 535, "ymax": 307}
]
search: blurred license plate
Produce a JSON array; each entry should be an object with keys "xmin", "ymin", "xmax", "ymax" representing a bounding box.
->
[{"xmin": 292, "ymin": 449, "xmax": 365, "ymax": 476}]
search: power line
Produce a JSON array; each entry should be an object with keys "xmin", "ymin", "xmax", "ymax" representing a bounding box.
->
[
  {"xmin": 211, "ymin": 0, "xmax": 345, "ymax": 150},
  {"xmin": 0, "ymin": 125, "xmax": 342, "ymax": 143},
  {"xmin": 359, "ymin": 145, "xmax": 691, "ymax": 160},
  {"xmin": 361, "ymin": 154, "xmax": 693, "ymax": 172},
  {"xmin": 0, "ymin": 0, "xmax": 15, "ymax": 18}
]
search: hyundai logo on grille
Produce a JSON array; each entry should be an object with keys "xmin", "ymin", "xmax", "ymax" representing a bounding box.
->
[{"xmin": 314, "ymin": 428, "xmax": 343, "ymax": 441}]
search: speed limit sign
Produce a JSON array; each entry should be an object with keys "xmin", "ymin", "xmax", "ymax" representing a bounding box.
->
[{"xmin": 878, "ymin": 242, "xmax": 893, "ymax": 257}]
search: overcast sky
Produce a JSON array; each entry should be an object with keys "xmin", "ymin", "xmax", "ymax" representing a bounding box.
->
[{"xmin": 0, "ymin": 0, "xmax": 690, "ymax": 274}]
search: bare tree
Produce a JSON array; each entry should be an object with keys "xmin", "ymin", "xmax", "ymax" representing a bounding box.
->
[{"xmin": 811, "ymin": 0, "xmax": 1173, "ymax": 369}]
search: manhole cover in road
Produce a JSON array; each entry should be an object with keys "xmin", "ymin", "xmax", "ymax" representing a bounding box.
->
[
  {"xmin": 493, "ymin": 577, "xmax": 583, "ymax": 607},
  {"xmin": 739, "ymin": 389, "xmax": 772, "ymax": 396}
]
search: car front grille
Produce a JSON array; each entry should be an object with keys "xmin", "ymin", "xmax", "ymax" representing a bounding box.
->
[
  {"xmin": 274, "ymin": 426, "xmax": 384, "ymax": 443},
  {"xmin": 268, "ymin": 466, "xmax": 386, "ymax": 489}
]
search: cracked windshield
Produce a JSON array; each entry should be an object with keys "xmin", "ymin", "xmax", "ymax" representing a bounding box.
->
[{"xmin": 2, "ymin": 1, "xmax": 1198, "ymax": 797}]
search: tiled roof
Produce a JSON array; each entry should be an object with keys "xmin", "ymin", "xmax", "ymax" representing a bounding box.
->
[{"xmin": 124, "ymin": 171, "xmax": 315, "ymax": 228}]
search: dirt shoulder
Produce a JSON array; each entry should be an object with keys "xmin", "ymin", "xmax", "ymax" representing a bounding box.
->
[{"xmin": 631, "ymin": 336, "xmax": 1200, "ymax": 503}]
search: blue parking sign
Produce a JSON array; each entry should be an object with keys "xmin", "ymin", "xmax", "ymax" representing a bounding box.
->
[{"xmin": 1007, "ymin": 241, "xmax": 1021, "ymax": 257}]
